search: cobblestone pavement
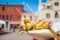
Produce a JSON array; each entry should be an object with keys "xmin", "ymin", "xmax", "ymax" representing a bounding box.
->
[{"xmin": 0, "ymin": 31, "xmax": 33, "ymax": 40}]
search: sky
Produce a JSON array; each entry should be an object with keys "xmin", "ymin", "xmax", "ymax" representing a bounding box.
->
[{"xmin": 0, "ymin": 0, "xmax": 47, "ymax": 12}]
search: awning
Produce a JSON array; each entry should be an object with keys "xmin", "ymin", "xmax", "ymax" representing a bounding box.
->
[{"xmin": 0, "ymin": 20, "xmax": 5, "ymax": 24}]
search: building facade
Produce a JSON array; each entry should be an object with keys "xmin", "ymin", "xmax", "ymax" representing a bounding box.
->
[
  {"xmin": 22, "ymin": 12, "xmax": 36, "ymax": 21},
  {"xmin": 38, "ymin": 0, "xmax": 60, "ymax": 22},
  {"xmin": 0, "ymin": 4, "xmax": 23, "ymax": 30}
]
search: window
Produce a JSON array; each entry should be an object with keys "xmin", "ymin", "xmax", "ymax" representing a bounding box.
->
[
  {"xmin": 47, "ymin": 6, "xmax": 51, "ymax": 9},
  {"xmin": 6, "ymin": 15, "xmax": 9, "ymax": 20},
  {"xmin": 18, "ymin": 7, "xmax": 21, "ymax": 11},
  {"xmin": 10, "ymin": 15, "xmax": 12, "ymax": 20},
  {"xmin": 8, "ymin": 7, "xmax": 12, "ymax": 11},
  {"xmin": 2, "ymin": 6, "xmax": 5, "ymax": 11},
  {"xmin": 0, "ymin": 15, "xmax": 1, "ymax": 19},
  {"xmin": 0, "ymin": 7, "xmax": 2, "ymax": 11},
  {"xmin": 46, "ymin": 13, "xmax": 50, "ymax": 18},
  {"xmin": 18, "ymin": 15, "xmax": 21, "ymax": 20},
  {"xmin": 24, "ymin": 15, "xmax": 26, "ymax": 18},
  {"xmin": 55, "ymin": 11, "xmax": 59, "ymax": 18},
  {"xmin": 2, "ymin": 15, "xmax": 5, "ymax": 20},
  {"xmin": 30, "ymin": 16, "xmax": 32, "ymax": 20},
  {"xmin": 50, "ymin": 0, "xmax": 52, "ymax": 1},
  {"xmin": 55, "ymin": 2, "xmax": 59, "ymax": 6}
]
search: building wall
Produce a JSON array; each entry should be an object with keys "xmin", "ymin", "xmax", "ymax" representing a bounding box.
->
[
  {"xmin": 38, "ymin": 0, "xmax": 60, "ymax": 22},
  {"xmin": 0, "ymin": 4, "xmax": 23, "ymax": 31},
  {"xmin": 0, "ymin": 4, "xmax": 23, "ymax": 21},
  {"xmin": 22, "ymin": 12, "xmax": 36, "ymax": 21},
  {"xmin": 40, "ymin": 10, "xmax": 60, "ymax": 22}
]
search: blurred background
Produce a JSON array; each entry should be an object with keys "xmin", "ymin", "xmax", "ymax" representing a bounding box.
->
[{"xmin": 0, "ymin": 0, "xmax": 60, "ymax": 40}]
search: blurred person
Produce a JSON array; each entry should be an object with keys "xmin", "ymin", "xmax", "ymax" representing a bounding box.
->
[{"xmin": 12, "ymin": 25, "xmax": 16, "ymax": 32}]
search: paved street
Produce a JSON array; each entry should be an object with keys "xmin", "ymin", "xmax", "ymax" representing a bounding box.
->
[{"xmin": 0, "ymin": 31, "xmax": 33, "ymax": 40}]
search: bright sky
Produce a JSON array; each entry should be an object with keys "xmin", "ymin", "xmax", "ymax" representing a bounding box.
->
[{"xmin": 0, "ymin": 0, "xmax": 47, "ymax": 12}]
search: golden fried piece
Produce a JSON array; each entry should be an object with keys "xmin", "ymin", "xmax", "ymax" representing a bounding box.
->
[
  {"xmin": 19, "ymin": 24, "xmax": 27, "ymax": 31},
  {"xmin": 35, "ymin": 20, "xmax": 47, "ymax": 29},
  {"xmin": 19, "ymin": 18, "xmax": 50, "ymax": 31},
  {"xmin": 35, "ymin": 26, "xmax": 44, "ymax": 30},
  {"xmin": 23, "ymin": 18, "xmax": 30, "ymax": 25},
  {"xmin": 26, "ymin": 23, "xmax": 32, "ymax": 31},
  {"xmin": 30, "ymin": 21, "xmax": 36, "ymax": 28},
  {"xmin": 26, "ymin": 21, "xmax": 36, "ymax": 31},
  {"xmin": 36, "ymin": 19, "xmax": 42, "ymax": 24},
  {"xmin": 42, "ymin": 22, "xmax": 50, "ymax": 29}
]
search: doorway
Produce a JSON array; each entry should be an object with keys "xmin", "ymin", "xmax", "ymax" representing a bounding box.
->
[
  {"xmin": 10, "ymin": 24, "xmax": 13, "ymax": 30},
  {"xmin": 6, "ymin": 21, "xmax": 8, "ymax": 29},
  {"xmin": 2, "ymin": 24, "xmax": 4, "ymax": 29}
]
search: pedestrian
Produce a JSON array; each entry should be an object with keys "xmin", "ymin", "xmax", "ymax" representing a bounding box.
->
[
  {"xmin": 13, "ymin": 25, "xmax": 15, "ymax": 32},
  {"xmin": 0, "ymin": 24, "xmax": 2, "ymax": 31},
  {"xmin": 0, "ymin": 28, "xmax": 2, "ymax": 31}
]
